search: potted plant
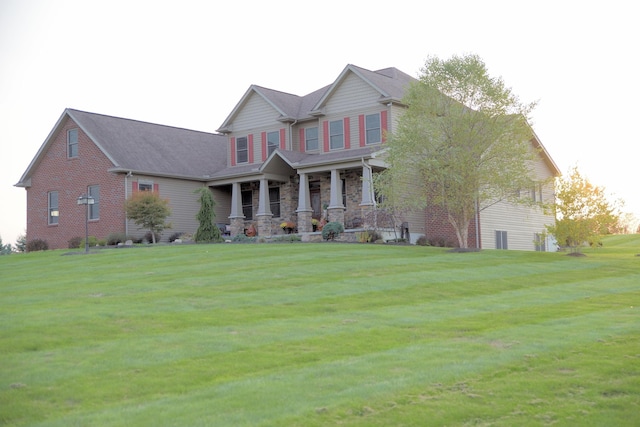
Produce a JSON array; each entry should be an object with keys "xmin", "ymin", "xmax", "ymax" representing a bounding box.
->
[
  {"xmin": 311, "ymin": 218, "xmax": 320, "ymax": 232},
  {"xmin": 280, "ymin": 221, "xmax": 296, "ymax": 234}
]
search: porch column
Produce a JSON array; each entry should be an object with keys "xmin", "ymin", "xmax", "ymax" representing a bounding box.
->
[
  {"xmin": 360, "ymin": 164, "xmax": 375, "ymax": 228},
  {"xmin": 296, "ymin": 172, "xmax": 313, "ymax": 232},
  {"xmin": 327, "ymin": 169, "xmax": 345, "ymax": 224},
  {"xmin": 256, "ymin": 178, "xmax": 273, "ymax": 236},
  {"xmin": 229, "ymin": 182, "xmax": 245, "ymax": 236}
]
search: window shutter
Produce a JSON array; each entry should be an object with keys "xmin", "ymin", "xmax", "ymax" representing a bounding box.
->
[
  {"xmin": 344, "ymin": 117, "xmax": 350, "ymax": 149},
  {"xmin": 132, "ymin": 181, "xmax": 138, "ymax": 193},
  {"xmin": 248, "ymin": 134, "xmax": 254, "ymax": 163},
  {"xmin": 299, "ymin": 128, "xmax": 305, "ymax": 153},
  {"xmin": 358, "ymin": 115, "xmax": 365, "ymax": 147},
  {"xmin": 381, "ymin": 110, "xmax": 388, "ymax": 142},
  {"xmin": 323, "ymin": 120, "xmax": 329, "ymax": 152},
  {"xmin": 230, "ymin": 137, "xmax": 236, "ymax": 166},
  {"xmin": 153, "ymin": 183, "xmax": 159, "ymax": 193},
  {"xmin": 261, "ymin": 132, "xmax": 267, "ymax": 161},
  {"xmin": 280, "ymin": 128, "xmax": 286, "ymax": 150}
]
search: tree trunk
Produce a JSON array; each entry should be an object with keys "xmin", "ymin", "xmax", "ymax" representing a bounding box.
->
[{"xmin": 448, "ymin": 211, "xmax": 471, "ymax": 249}]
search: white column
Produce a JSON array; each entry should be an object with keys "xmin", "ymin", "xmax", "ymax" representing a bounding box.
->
[
  {"xmin": 360, "ymin": 164, "xmax": 374, "ymax": 206},
  {"xmin": 257, "ymin": 178, "xmax": 272, "ymax": 216},
  {"xmin": 329, "ymin": 169, "xmax": 343, "ymax": 209},
  {"xmin": 229, "ymin": 182, "xmax": 244, "ymax": 218},
  {"xmin": 296, "ymin": 172, "xmax": 312, "ymax": 212}
]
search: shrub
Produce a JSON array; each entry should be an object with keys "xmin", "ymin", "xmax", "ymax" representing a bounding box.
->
[
  {"xmin": 0, "ymin": 236, "xmax": 12, "ymax": 255},
  {"xmin": 169, "ymin": 232, "xmax": 184, "ymax": 243},
  {"xmin": 143, "ymin": 231, "xmax": 161, "ymax": 244},
  {"xmin": 80, "ymin": 236, "xmax": 99, "ymax": 248},
  {"xmin": 26, "ymin": 239, "xmax": 49, "ymax": 252},
  {"xmin": 416, "ymin": 235, "xmax": 429, "ymax": 246},
  {"xmin": 106, "ymin": 233, "xmax": 128, "ymax": 246},
  {"xmin": 232, "ymin": 234, "xmax": 255, "ymax": 243},
  {"xmin": 15, "ymin": 234, "xmax": 26, "ymax": 253},
  {"xmin": 322, "ymin": 222, "xmax": 344, "ymax": 241},
  {"xmin": 271, "ymin": 234, "xmax": 301, "ymax": 243},
  {"xmin": 68, "ymin": 236, "xmax": 83, "ymax": 249}
]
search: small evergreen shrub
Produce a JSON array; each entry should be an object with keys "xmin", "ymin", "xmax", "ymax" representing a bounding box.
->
[
  {"xmin": 0, "ymin": 236, "xmax": 12, "ymax": 255},
  {"xmin": 322, "ymin": 222, "xmax": 344, "ymax": 241},
  {"xmin": 15, "ymin": 234, "xmax": 26, "ymax": 253},
  {"xmin": 68, "ymin": 236, "xmax": 83, "ymax": 249},
  {"xmin": 80, "ymin": 236, "xmax": 98, "ymax": 248},
  {"xmin": 26, "ymin": 239, "xmax": 49, "ymax": 252},
  {"xmin": 232, "ymin": 234, "xmax": 255, "ymax": 243}
]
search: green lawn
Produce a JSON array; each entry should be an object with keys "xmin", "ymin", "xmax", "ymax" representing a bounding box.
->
[{"xmin": 1, "ymin": 237, "xmax": 639, "ymax": 426}]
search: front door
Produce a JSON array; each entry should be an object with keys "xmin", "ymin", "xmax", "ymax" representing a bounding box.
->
[{"xmin": 310, "ymin": 181, "xmax": 321, "ymax": 219}]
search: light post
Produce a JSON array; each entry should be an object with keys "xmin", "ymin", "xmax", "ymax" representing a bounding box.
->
[{"xmin": 77, "ymin": 194, "xmax": 95, "ymax": 253}]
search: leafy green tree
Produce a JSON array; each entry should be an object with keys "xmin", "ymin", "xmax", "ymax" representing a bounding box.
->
[
  {"xmin": 124, "ymin": 191, "xmax": 172, "ymax": 243},
  {"xmin": 546, "ymin": 166, "xmax": 621, "ymax": 253},
  {"xmin": 194, "ymin": 187, "xmax": 222, "ymax": 243},
  {"xmin": 377, "ymin": 54, "xmax": 539, "ymax": 248}
]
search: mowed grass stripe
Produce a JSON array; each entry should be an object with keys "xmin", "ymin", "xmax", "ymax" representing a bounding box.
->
[
  {"xmin": 23, "ymin": 308, "xmax": 637, "ymax": 427},
  {"xmin": 1, "ymin": 237, "xmax": 638, "ymax": 426}
]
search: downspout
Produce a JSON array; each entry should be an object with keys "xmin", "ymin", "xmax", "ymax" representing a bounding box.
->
[{"xmin": 125, "ymin": 171, "xmax": 132, "ymax": 236}]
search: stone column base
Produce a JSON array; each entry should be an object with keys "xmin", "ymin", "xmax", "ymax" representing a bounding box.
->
[
  {"xmin": 229, "ymin": 217, "xmax": 245, "ymax": 237},
  {"xmin": 360, "ymin": 204, "xmax": 375, "ymax": 228},
  {"xmin": 296, "ymin": 210, "xmax": 313, "ymax": 233},
  {"xmin": 256, "ymin": 214, "xmax": 273, "ymax": 237},
  {"xmin": 327, "ymin": 207, "xmax": 345, "ymax": 225}
]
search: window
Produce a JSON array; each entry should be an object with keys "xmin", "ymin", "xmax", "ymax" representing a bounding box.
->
[
  {"xmin": 67, "ymin": 129, "xmax": 78, "ymax": 158},
  {"xmin": 48, "ymin": 191, "xmax": 59, "ymax": 225},
  {"xmin": 88, "ymin": 185, "xmax": 100, "ymax": 220},
  {"xmin": 534, "ymin": 233, "xmax": 546, "ymax": 252},
  {"xmin": 237, "ymin": 136, "xmax": 248, "ymax": 163},
  {"xmin": 138, "ymin": 181, "xmax": 153, "ymax": 192},
  {"xmin": 342, "ymin": 178, "xmax": 347, "ymax": 208},
  {"xmin": 242, "ymin": 190, "xmax": 253, "ymax": 220},
  {"xmin": 496, "ymin": 230, "xmax": 508, "ymax": 250},
  {"xmin": 365, "ymin": 113, "xmax": 381, "ymax": 144},
  {"xmin": 329, "ymin": 120, "xmax": 344, "ymax": 150},
  {"xmin": 305, "ymin": 127, "xmax": 318, "ymax": 151},
  {"xmin": 267, "ymin": 131, "xmax": 279, "ymax": 156},
  {"xmin": 269, "ymin": 186, "xmax": 281, "ymax": 218}
]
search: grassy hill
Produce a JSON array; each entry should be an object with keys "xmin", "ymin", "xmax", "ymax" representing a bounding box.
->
[{"xmin": 1, "ymin": 236, "xmax": 639, "ymax": 426}]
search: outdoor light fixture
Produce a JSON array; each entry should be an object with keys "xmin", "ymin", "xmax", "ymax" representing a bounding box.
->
[{"xmin": 77, "ymin": 194, "xmax": 95, "ymax": 253}]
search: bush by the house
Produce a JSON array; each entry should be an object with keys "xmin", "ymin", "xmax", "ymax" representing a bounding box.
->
[
  {"xmin": 322, "ymin": 222, "xmax": 344, "ymax": 241},
  {"xmin": 15, "ymin": 234, "xmax": 26, "ymax": 253},
  {"xmin": 416, "ymin": 235, "xmax": 429, "ymax": 246},
  {"xmin": 143, "ymin": 231, "xmax": 161, "ymax": 244},
  {"xmin": 106, "ymin": 233, "xmax": 129, "ymax": 246},
  {"xmin": 26, "ymin": 239, "xmax": 49, "ymax": 252},
  {"xmin": 68, "ymin": 236, "xmax": 83, "ymax": 249}
]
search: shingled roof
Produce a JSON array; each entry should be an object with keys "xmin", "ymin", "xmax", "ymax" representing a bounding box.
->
[{"xmin": 16, "ymin": 109, "xmax": 228, "ymax": 186}]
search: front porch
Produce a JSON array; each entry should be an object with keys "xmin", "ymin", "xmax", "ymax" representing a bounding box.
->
[{"xmin": 219, "ymin": 162, "xmax": 383, "ymax": 238}]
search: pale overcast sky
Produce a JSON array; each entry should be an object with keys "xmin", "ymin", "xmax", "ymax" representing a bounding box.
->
[{"xmin": 1, "ymin": 0, "xmax": 638, "ymax": 245}]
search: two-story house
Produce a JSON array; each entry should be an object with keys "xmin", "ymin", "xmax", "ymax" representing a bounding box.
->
[{"xmin": 16, "ymin": 64, "xmax": 560, "ymax": 250}]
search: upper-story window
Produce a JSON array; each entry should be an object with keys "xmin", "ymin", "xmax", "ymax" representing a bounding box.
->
[
  {"xmin": 88, "ymin": 185, "xmax": 100, "ymax": 220},
  {"xmin": 67, "ymin": 129, "xmax": 78, "ymax": 158},
  {"xmin": 329, "ymin": 120, "xmax": 344, "ymax": 150},
  {"xmin": 236, "ymin": 136, "xmax": 248, "ymax": 163},
  {"xmin": 305, "ymin": 127, "xmax": 318, "ymax": 151},
  {"xmin": 365, "ymin": 113, "xmax": 381, "ymax": 145},
  {"xmin": 267, "ymin": 131, "xmax": 279, "ymax": 156}
]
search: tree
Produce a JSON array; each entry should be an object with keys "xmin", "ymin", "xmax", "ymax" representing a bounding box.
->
[
  {"xmin": 124, "ymin": 191, "xmax": 172, "ymax": 243},
  {"xmin": 546, "ymin": 166, "xmax": 620, "ymax": 253},
  {"xmin": 0, "ymin": 236, "xmax": 12, "ymax": 255},
  {"xmin": 193, "ymin": 187, "xmax": 222, "ymax": 243},
  {"xmin": 377, "ymin": 54, "xmax": 539, "ymax": 248}
]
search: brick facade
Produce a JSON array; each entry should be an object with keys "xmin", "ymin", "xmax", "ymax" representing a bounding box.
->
[{"xmin": 26, "ymin": 117, "xmax": 126, "ymax": 249}]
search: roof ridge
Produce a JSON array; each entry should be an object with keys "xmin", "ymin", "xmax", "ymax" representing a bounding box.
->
[{"xmin": 66, "ymin": 108, "xmax": 221, "ymax": 136}]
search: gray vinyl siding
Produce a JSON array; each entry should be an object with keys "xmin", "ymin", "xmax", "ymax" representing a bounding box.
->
[
  {"xmin": 324, "ymin": 73, "xmax": 382, "ymax": 115},
  {"xmin": 480, "ymin": 145, "xmax": 557, "ymax": 251},
  {"xmin": 126, "ymin": 175, "xmax": 205, "ymax": 242}
]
